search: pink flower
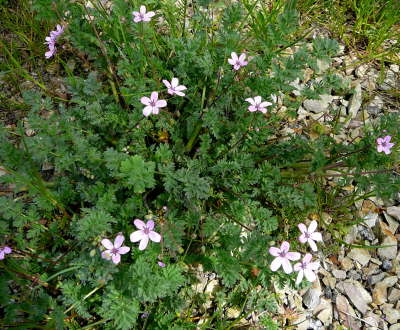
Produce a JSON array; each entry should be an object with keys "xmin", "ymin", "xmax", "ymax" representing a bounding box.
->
[
  {"xmin": 0, "ymin": 246, "xmax": 12, "ymax": 260},
  {"xmin": 158, "ymin": 261, "xmax": 166, "ymax": 267},
  {"xmin": 140, "ymin": 92, "xmax": 167, "ymax": 116},
  {"xmin": 44, "ymin": 24, "xmax": 64, "ymax": 59},
  {"xmin": 298, "ymin": 220, "xmax": 322, "ymax": 252},
  {"xmin": 228, "ymin": 52, "xmax": 248, "ymax": 70},
  {"xmin": 132, "ymin": 5, "xmax": 155, "ymax": 23},
  {"xmin": 377, "ymin": 136, "xmax": 395, "ymax": 155},
  {"xmin": 269, "ymin": 241, "xmax": 300, "ymax": 274},
  {"xmin": 293, "ymin": 253, "xmax": 320, "ymax": 284},
  {"xmin": 130, "ymin": 219, "xmax": 161, "ymax": 250},
  {"xmin": 162, "ymin": 78, "xmax": 187, "ymax": 96},
  {"xmin": 101, "ymin": 234, "xmax": 130, "ymax": 264},
  {"xmin": 245, "ymin": 96, "xmax": 272, "ymax": 113}
]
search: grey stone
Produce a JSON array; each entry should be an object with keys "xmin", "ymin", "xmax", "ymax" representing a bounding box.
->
[
  {"xmin": 365, "ymin": 95, "xmax": 384, "ymax": 116},
  {"xmin": 303, "ymin": 287, "xmax": 322, "ymax": 309},
  {"xmin": 378, "ymin": 235, "xmax": 398, "ymax": 260},
  {"xmin": 382, "ymin": 303, "xmax": 400, "ymax": 324},
  {"xmin": 380, "ymin": 67, "xmax": 398, "ymax": 91},
  {"xmin": 348, "ymin": 83, "xmax": 362, "ymax": 119},
  {"xmin": 355, "ymin": 64, "xmax": 369, "ymax": 78},
  {"xmin": 386, "ymin": 206, "xmax": 400, "ymax": 222},
  {"xmin": 347, "ymin": 248, "xmax": 371, "ymax": 267},
  {"xmin": 332, "ymin": 269, "xmax": 346, "ymax": 280},
  {"xmin": 303, "ymin": 94, "xmax": 334, "ymax": 113},
  {"xmin": 348, "ymin": 270, "xmax": 361, "ymax": 281},
  {"xmin": 359, "ymin": 228, "xmax": 375, "ymax": 241},
  {"xmin": 388, "ymin": 288, "xmax": 400, "ymax": 303},
  {"xmin": 382, "ymin": 260, "xmax": 393, "ymax": 271},
  {"xmin": 336, "ymin": 294, "xmax": 361, "ymax": 330},
  {"xmin": 342, "ymin": 280, "xmax": 372, "ymax": 314},
  {"xmin": 367, "ymin": 273, "xmax": 386, "ymax": 286}
]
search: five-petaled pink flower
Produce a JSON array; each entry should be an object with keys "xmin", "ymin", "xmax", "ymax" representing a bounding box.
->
[
  {"xmin": 293, "ymin": 253, "xmax": 320, "ymax": 284},
  {"xmin": 101, "ymin": 234, "xmax": 130, "ymax": 264},
  {"xmin": 377, "ymin": 135, "xmax": 395, "ymax": 155},
  {"xmin": 132, "ymin": 5, "xmax": 155, "ymax": 23},
  {"xmin": 0, "ymin": 246, "xmax": 12, "ymax": 260},
  {"xmin": 298, "ymin": 220, "xmax": 323, "ymax": 252},
  {"xmin": 44, "ymin": 24, "xmax": 64, "ymax": 59},
  {"xmin": 245, "ymin": 96, "xmax": 272, "ymax": 113},
  {"xmin": 130, "ymin": 219, "xmax": 162, "ymax": 250},
  {"xmin": 228, "ymin": 52, "xmax": 248, "ymax": 70},
  {"xmin": 269, "ymin": 241, "xmax": 300, "ymax": 274},
  {"xmin": 162, "ymin": 78, "xmax": 187, "ymax": 96},
  {"xmin": 140, "ymin": 92, "xmax": 167, "ymax": 116}
]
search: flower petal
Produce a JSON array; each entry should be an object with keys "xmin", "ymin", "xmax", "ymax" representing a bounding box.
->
[
  {"xmin": 175, "ymin": 91, "xmax": 185, "ymax": 97},
  {"xmin": 0, "ymin": 251, "xmax": 5, "ymax": 260},
  {"xmin": 308, "ymin": 261, "xmax": 320, "ymax": 271},
  {"xmin": 155, "ymin": 99, "xmax": 167, "ymax": 108},
  {"xmin": 3, "ymin": 247, "xmax": 11, "ymax": 254},
  {"xmin": 308, "ymin": 238, "xmax": 318, "ymax": 252},
  {"xmin": 101, "ymin": 239, "xmax": 114, "ymax": 250},
  {"xmin": 269, "ymin": 247, "xmax": 281, "ymax": 257},
  {"xmin": 384, "ymin": 147, "xmax": 391, "ymax": 155},
  {"xmin": 114, "ymin": 235, "xmax": 124, "ymax": 248},
  {"xmin": 140, "ymin": 96, "xmax": 151, "ymax": 106},
  {"xmin": 254, "ymin": 96, "xmax": 262, "ymax": 104},
  {"xmin": 248, "ymin": 105, "xmax": 257, "ymax": 112},
  {"xmin": 149, "ymin": 231, "xmax": 161, "ymax": 242},
  {"xmin": 118, "ymin": 246, "xmax": 130, "ymax": 254},
  {"xmin": 162, "ymin": 79, "xmax": 171, "ymax": 88},
  {"xmin": 140, "ymin": 5, "xmax": 146, "ymax": 14},
  {"xmin": 175, "ymin": 85, "xmax": 187, "ymax": 91},
  {"xmin": 133, "ymin": 15, "xmax": 142, "ymax": 23},
  {"xmin": 171, "ymin": 78, "xmax": 179, "ymax": 88},
  {"xmin": 146, "ymin": 11, "xmax": 155, "ymax": 18},
  {"xmin": 298, "ymin": 234, "xmax": 308, "ymax": 244},
  {"xmin": 286, "ymin": 252, "xmax": 301, "ymax": 261},
  {"xmin": 230, "ymin": 52, "xmax": 238, "ymax": 61},
  {"xmin": 228, "ymin": 58, "xmax": 235, "ymax": 65},
  {"xmin": 281, "ymin": 241, "xmax": 290, "ymax": 253},
  {"xmin": 245, "ymin": 98, "xmax": 255, "ymax": 105},
  {"xmin": 281, "ymin": 258, "xmax": 293, "ymax": 274},
  {"xmin": 150, "ymin": 91, "xmax": 158, "ymax": 102},
  {"xmin": 239, "ymin": 53, "xmax": 246, "ymax": 62},
  {"xmin": 384, "ymin": 135, "xmax": 392, "ymax": 142},
  {"xmin": 303, "ymin": 253, "xmax": 313, "ymax": 263},
  {"xmin": 377, "ymin": 137, "xmax": 383, "ymax": 144},
  {"xmin": 298, "ymin": 223, "xmax": 307, "ymax": 233},
  {"xmin": 377, "ymin": 145, "xmax": 383, "ymax": 152},
  {"xmin": 308, "ymin": 220, "xmax": 318, "ymax": 233},
  {"xmin": 101, "ymin": 250, "xmax": 111, "ymax": 260},
  {"xmin": 259, "ymin": 101, "xmax": 272, "ymax": 108},
  {"xmin": 296, "ymin": 269, "xmax": 304, "ymax": 284},
  {"xmin": 139, "ymin": 236, "xmax": 149, "ymax": 250},
  {"xmin": 134, "ymin": 219, "xmax": 146, "ymax": 229},
  {"xmin": 143, "ymin": 106, "xmax": 153, "ymax": 117},
  {"xmin": 293, "ymin": 262, "xmax": 302, "ymax": 272},
  {"xmin": 130, "ymin": 230, "xmax": 145, "ymax": 242},
  {"xmin": 304, "ymin": 269, "xmax": 316, "ymax": 282},
  {"xmin": 112, "ymin": 253, "xmax": 121, "ymax": 264},
  {"xmin": 311, "ymin": 232, "xmax": 323, "ymax": 242},
  {"xmin": 270, "ymin": 257, "xmax": 282, "ymax": 271},
  {"xmin": 146, "ymin": 220, "xmax": 155, "ymax": 230}
]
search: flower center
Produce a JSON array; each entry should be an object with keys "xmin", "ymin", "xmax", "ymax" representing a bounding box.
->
[
  {"xmin": 111, "ymin": 247, "xmax": 119, "ymax": 255},
  {"xmin": 304, "ymin": 232, "xmax": 311, "ymax": 239},
  {"xmin": 149, "ymin": 100, "xmax": 156, "ymax": 107},
  {"xmin": 381, "ymin": 142, "xmax": 387, "ymax": 147},
  {"xmin": 279, "ymin": 251, "xmax": 287, "ymax": 258},
  {"xmin": 236, "ymin": 60, "xmax": 241, "ymax": 66},
  {"xmin": 143, "ymin": 227, "xmax": 150, "ymax": 235}
]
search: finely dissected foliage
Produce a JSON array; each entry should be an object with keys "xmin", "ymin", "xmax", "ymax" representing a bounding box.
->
[{"xmin": 0, "ymin": 0, "xmax": 399, "ymax": 329}]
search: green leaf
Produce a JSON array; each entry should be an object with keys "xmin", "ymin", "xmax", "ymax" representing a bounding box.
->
[{"xmin": 119, "ymin": 155, "xmax": 156, "ymax": 193}]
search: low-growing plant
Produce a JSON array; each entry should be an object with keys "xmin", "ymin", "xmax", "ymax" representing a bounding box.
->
[{"xmin": 0, "ymin": 0, "xmax": 399, "ymax": 328}]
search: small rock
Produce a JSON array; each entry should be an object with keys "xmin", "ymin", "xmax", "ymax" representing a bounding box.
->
[
  {"xmin": 365, "ymin": 95, "xmax": 384, "ymax": 116},
  {"xmin": 359, "ymin": 228, "xmax": 375, "ymax": 241},
  {"xmin": 316, "ymin": 59, "xmax": 330, "ymax": 73},
  {"xmin": 336, "ymin": 294, "xmax": 361, "ymax": 330},
  {"xmin": 344, "ymin": 226, "xmax": 358, "ymax": 244},
  {"xmin": 388, "ymin": 288, "xmax": 400, "ymax": 303},
  {"xmin": 389, "ymin": 325, "xmax": 400, "ymax": 330},
  {"xmin": 363, "ymin": 311, "xmax": 381, "ymax": 328},
  {"xmin": 382, "ymin": 259, "xmax": 393, "ymax": 271},
  {"xmin": 347, "ymin": 248, "xmax": 371, "ymax": 267},
  {"xmin": 340, "ymin": 257, "xmax": 354, "ymax": 271},
  {"xmin": 347, "ymin": 83, "xmax": 362, "ymax": 119},
  {"xmin": 324, "ymin": 286, "xmax": 333, "ymax": 299},
  {"xmin": 373, "ymin": 276, "xmax": 398, "ymax": 305},
  {"xmin": 386, "ymin": 206, "xmax": 400, "ymax": 221},
  {"xmin": 355, "ymin": 64, "xmax": 369, "ymax": 78},
  {"xmin": 226, "ymin": 307, "xmax": 241, "ymax": 319},
  {"xmin": 332, "ymin": 269, "xmax": 346, "ymax": 280},
  {"xmin": 380, "ymin": 67, "xmax": 398, "ymax": 91},
  {"xmin": 382, "ymin": 303, "xmax": 400, "ymax": 324},
  {"xmin": 342, "ymin": 280, "xmax": 372, "ymax": 314},
  {"xmin": 367, "ymin": 272, "xmax": 386, "ymax": 286},
  {"xmin": 303, "ymin": 287, "xmax": 322, "ymax": 309},
  {"xmin": 384, "ymin": 212, "xmax": 400, "ymax": 234},
  {"xmin": 377, "ymin": 235, "xmax": 398, "ymax": 260},
  {"xmin": 303, "ymin": 95, "xmax": 335, "ymax": 113},
  {"xmin": 348, "ymin": 270, "xmax": 362, "ymax": 281},
  {"xmin": 313, "ymin": 298, "xmax": 333, "ymax": 325}
]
